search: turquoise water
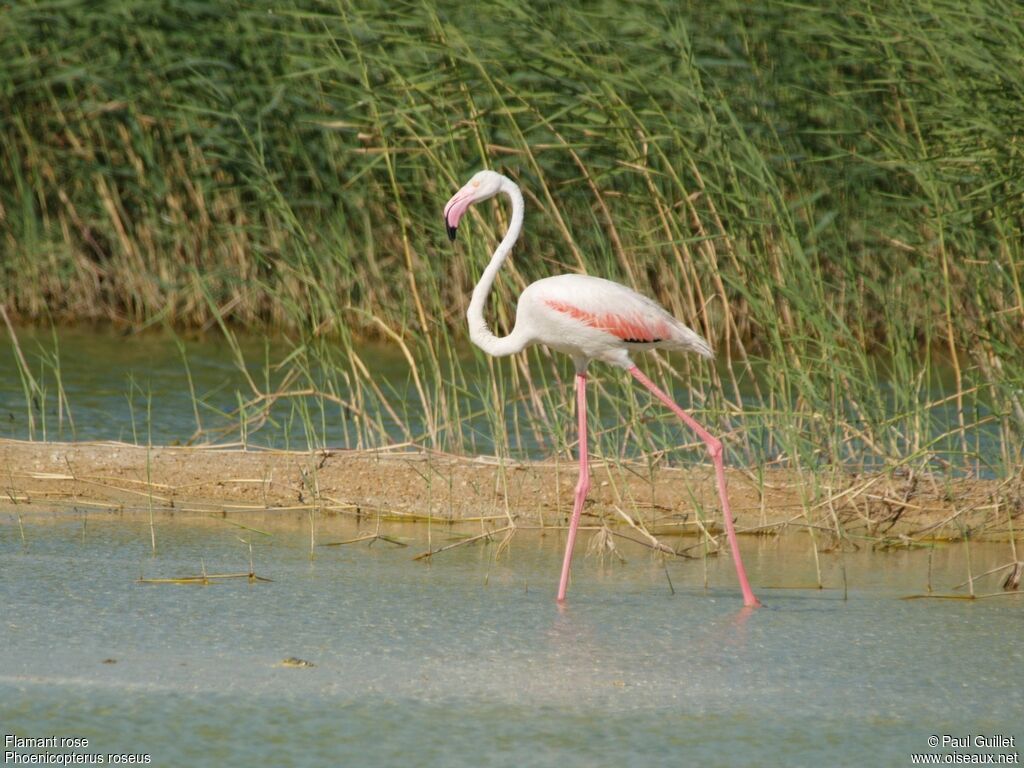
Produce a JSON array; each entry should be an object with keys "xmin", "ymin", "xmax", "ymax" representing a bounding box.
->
[
  {"xmin": 0, "ymin": 325, "xmax": 496, "ymax": 452},
  {"xmin": 2, "ymin": 514, "xmax": 1022, "ymax": 766},
  {"xmin": 0, "ymin": 325, "xmax": 1010, "ymax": 472},
  {"xmin": 0, "ymin": 326, "xmax": 412, "ymax": 448}
]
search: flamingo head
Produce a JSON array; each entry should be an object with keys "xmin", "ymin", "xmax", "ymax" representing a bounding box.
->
[{"xmin": 443, "ymin": 170, "xmax": 504, "ymax": 241}]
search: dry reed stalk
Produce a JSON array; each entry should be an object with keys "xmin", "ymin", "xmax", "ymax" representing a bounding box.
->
[
  {"xmin": 139, "ymin": 572, "xmax": 272, "ymax": 585},
  {"xmin": 413, "ymin": 525, "xmax": 514, "ymax": 561},
  {"xmin": 322, "ymin": 532, "xmax": 407, "ymax": 547}
]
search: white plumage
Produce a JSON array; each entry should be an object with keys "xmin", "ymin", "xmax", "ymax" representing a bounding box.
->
[{"xmin": 518, "ymin": 274, "xmax": 713, "ymax": 368}]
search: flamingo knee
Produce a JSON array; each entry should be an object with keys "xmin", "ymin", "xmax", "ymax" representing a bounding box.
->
[
  {"xmin": 574, "ymin": 474, "xmax": 590, "ymax": 498},
  {"xmin": 706, "ymin": 436, "xmax": 723, "ymax": 460}
]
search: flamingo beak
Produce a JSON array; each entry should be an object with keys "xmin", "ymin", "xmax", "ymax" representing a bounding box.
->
[{"xmin": 443, "ymin": 186, "xmax": 475, "ymax": 242}]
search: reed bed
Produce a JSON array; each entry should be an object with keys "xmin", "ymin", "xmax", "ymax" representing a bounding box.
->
[{"xmin": 1, "ymin": 1, "xmax": 1022, "ymax": 480}]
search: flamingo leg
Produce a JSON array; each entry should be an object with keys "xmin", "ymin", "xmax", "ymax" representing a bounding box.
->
[
  {"xmin": 629, "ymin": 365, "xmax": 760, "ymax": 608},
  {"xmin": 557, "ymin": 373, "xmax": 590, "ymax": 602}
]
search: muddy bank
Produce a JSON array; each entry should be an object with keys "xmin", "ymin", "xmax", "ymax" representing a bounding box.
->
[{"xmin": 0, "ymin": 439, "xmax": 1019, "ymax": 543}]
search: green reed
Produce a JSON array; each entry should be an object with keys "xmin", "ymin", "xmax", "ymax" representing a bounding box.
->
[{"xmin": 1, "ymin": 0, "xmax": 1021, "ymax": 476}]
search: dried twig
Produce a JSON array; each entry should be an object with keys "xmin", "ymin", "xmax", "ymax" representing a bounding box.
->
[{"xmin": 413, "ymin": 525, "xmax": 514, "ymax": 561}]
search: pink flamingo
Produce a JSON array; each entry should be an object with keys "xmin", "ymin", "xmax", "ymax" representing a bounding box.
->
[{"xmin": 444, "ymin": 170, "xmax": 759, "ymax": 607}]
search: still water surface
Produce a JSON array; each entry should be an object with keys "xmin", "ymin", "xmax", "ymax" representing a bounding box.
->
[
  {"xmin": 0, "ymin": 326, "xmax": 359, "ymax": 446},
  {"xmin": 0, "ymin": 325, "xmax": 1008, "ymax": 472},
  {"xmin": 2, "ymin": 514, "xmax": 1021, "ymax": 766}
]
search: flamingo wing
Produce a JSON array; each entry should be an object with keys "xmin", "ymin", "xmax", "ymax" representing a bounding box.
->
[
  {"xmin": 543, "ymin": 298, "xmax": 671, "ymax": 342},
  {"xmin": 523, "ymin": 274, "xmax": 712, "ymax": 360},
  {"xmin": 534, "ymin": 276, "xmax": 677, "ymax": 342}
]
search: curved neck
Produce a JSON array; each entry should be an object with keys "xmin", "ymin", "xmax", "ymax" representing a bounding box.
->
[{"xmin": 467, "ymin": 179, "xmax": 530, "ymax": 357}]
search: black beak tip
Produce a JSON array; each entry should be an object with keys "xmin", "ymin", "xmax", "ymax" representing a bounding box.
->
[{"xmin": 446, "ymin": 222, "xmax": 458, "ymax": 241}]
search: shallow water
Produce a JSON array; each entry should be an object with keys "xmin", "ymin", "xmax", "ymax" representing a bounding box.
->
[
  {"xmin": 0, "ymin": 325, "xmax": 1008, "ymax": 473},
  {"xmin": 2, "ymin": 513, "xmax": 1022, "ymax": 766},
  {"xmin": 0, "ymin": 326, "xmax": 416, "ymax": 448}
]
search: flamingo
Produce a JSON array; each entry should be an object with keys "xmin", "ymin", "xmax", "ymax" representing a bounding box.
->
[{"xmin": 444, "ymin": 170, "xmax": 759, "ymax": 607}]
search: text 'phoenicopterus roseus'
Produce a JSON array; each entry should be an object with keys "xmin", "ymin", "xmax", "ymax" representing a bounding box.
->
[{"xmin": 444, "ymin": 170, "xmax": 759, "ymax": 608}]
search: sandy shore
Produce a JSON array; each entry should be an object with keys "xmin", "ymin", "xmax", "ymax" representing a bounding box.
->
[{"xmin": 0, "ymin": 439, "xmax": 1019, "ymax": 543}]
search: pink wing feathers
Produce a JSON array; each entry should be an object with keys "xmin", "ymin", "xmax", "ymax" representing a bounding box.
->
[
  {"xmin": 529, "ymin": 274, "xmax": 711, "ymax": 357},
  {"xmin": 543, "ymin": 299, "xmax": 673, "ymax": 343}
]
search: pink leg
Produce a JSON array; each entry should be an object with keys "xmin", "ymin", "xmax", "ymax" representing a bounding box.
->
[
  {"xmin": 557, "ymin": 373, "xmax": 590, "ymax": 602},
  {"xmin": 629, "ymin": 366, "xmax": 760, "ymax": 608}
]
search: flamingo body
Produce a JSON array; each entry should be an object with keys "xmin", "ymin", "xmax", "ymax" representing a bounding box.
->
[
  {"xmin": 444, "ymin": 170, "xmax": 759, "ymax": 607},
  {"xmin": 516, "ymin": 274, "xmax": 712, "ymax": 370}
]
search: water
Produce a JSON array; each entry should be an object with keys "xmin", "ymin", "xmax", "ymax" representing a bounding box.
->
[
  {"xmin": 0, "ymin": 325, "xmax": 425, "ymax": 449},
  {"xmin": 0, "ymin": 325, "xmax": 272, "ymax": 444},
  {"xmin": 2, "ymin": 513, "xmax": 1022, "ymax": 766},
  {"xmin": 0, "ymin": 326, "xmax": 1008, "ymax": 472}
]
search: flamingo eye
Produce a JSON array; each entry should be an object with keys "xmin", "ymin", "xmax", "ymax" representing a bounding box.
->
[{"xmin": 471, "ymin": 180, "xmax": 481, "ymax": 188}]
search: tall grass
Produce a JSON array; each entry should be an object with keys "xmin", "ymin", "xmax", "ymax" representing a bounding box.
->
[{"xmin": 1, "ymin": 1, "xmax": 1021, "ymax": 475}]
